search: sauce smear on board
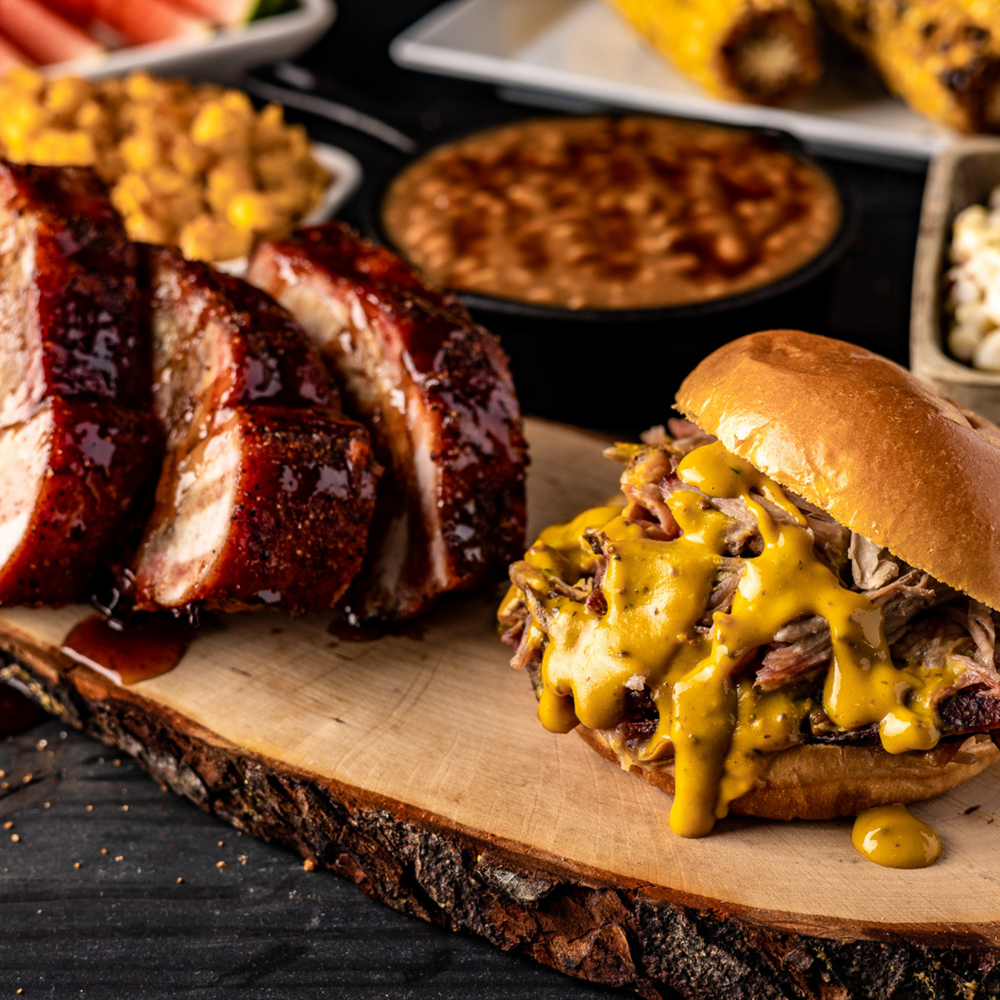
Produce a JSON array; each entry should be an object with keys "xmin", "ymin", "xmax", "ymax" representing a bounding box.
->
[
  {"xmin": 851, "ymin": 804, "xmax": 942, "ymax": 868},
  {"xmin": 61, "ymin": 614, "xmax": 195, "ymax": 685}
]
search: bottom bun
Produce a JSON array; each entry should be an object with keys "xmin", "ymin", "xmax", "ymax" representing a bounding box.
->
[{"xmin": 577, "ymin": 728, "xmax": 1000, "ymax": 820}]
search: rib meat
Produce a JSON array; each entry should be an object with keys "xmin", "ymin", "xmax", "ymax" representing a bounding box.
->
[
  {"xmin": 0, "ymin": 397, "xmax": 157, "ymax": 604},
  {"xmin": 0, "ymin": 162, "xmax": 158, "ymax": 605},
  {"xmin": 144, "ymin": 251, "xmax": 339, "ymax": 451},
  {"xmin": 247, "ymin": 223, "xmax": 528, "ymax": 623},
  {"xmin": 131, "ymin": 247, "xmax": 379, "ymax": 615},
  {"xmin": 0, "ymin": 162, "xmax": 148, "ymax": 424}
]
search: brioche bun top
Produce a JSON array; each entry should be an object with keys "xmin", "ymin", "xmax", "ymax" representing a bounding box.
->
[{"xmin": 675, "ymin": 330, "xmax": 1000, "ymax": 611}]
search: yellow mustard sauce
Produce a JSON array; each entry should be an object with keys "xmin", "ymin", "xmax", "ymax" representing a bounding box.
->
[
  {"xmin": 513, "ymin": 440, "xmax": 960, "ymax": 838},
  {"xmin": 851, "ymin": 804, "xmax": 942, "ymax": 868}
]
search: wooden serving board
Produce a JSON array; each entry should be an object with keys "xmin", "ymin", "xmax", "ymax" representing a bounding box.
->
[{"xmin": 2, "ymin": 418, "xmax": 999, "ymax": 1000}]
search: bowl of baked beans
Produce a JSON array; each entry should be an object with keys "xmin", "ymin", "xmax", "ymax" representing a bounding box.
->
[{"xmin": 374, "ymin": 114, "xmax": 848, "ymax": 320}]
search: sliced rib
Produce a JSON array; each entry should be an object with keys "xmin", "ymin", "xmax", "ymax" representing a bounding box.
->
[
  {"xmin": 247, "ymin": 223, "xmax": 527, "ymax": 623},
  {"xmin": 131, "ymin": 246, "xmax": 378, "ymax": 615},
  {"xmin": 0, "ymin": 162, "xmax": 147, "ymax": 425},
  {"xmin": 0, "ymin": 163, "xmax": 158, "ymax": 606},
  {"xmin": 133, "ymin": 404, "xmax": 378, "ymax": 614},
  {"xmin": 0, "ymin": 397, "xmax": 158, "ymax": 605},
  {"xmin": 144, "ymin": 248, "xmax": 339, "ymax": 451}
]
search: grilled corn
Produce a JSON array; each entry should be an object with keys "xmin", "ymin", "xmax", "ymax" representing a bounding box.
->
[
  {"xmin": 603, "ymin": 0, "xmax": 823, "ymax": 105},
  {"xmin": 815, "ymin": 0, "xmax": 1000, "ymax": 133}
]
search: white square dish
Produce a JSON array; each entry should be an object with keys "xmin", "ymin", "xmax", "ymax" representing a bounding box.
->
[{"xmin": 910, "ymin": 137, "xmax": 1000, "ymax": 422}]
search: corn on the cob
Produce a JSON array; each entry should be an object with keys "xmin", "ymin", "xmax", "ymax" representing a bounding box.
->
[
  {"xmin": 815, "ymin": 0, "xmax": 1000, "ymax": 133},
  {"xmin": 603, "ymin": 0, "xmax": 823, "ymax": 105}
]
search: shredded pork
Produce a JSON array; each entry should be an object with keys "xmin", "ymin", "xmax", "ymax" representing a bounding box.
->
[{"xmin": 500, "ymin": 433, "xmax": 1000, "ymax": 745}]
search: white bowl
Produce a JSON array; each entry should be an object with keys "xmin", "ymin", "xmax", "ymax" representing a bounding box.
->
[{"xmin": 45, "ymin": 0, "xmax": 336, "ymax": 84}]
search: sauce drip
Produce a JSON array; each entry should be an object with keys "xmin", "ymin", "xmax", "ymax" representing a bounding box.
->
[
  {"xmin": 61, "ymin": 614, "xmax": 194, "ymax": 685},
  {"xmin": 0, "ymin": 681, "xmax": 46, "ymax": 736},
  {"xmin": 327, "ymin": 616, "xmax": 387, "ymax": 643},
  {"xmin": 851, "ymin": 804, "xmax": 942, "ymax": 868},
  {"xmin": 327, "ymin": 613, "xmax": 428, "ymax": 643}
]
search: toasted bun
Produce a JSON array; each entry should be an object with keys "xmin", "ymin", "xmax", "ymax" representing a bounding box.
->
[
  {"xmin": 578, "ymin": 728, "xmax": 1000, "ymax": 820},
  {"xmin": 675, "ymin": 330, "xmax": 1000, "ymax": 612}
]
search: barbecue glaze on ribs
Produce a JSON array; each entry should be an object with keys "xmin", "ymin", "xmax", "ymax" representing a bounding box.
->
[
  {"xmin": 0, "ymin": 162, "xmax": 158, "ymax": 604},
  {"xmin": 247, "ymin": 224, "xmax": 528, "ymax": 623},
  {"xmin": 131, "ymin": 247, "xmax": 379, "ymax": 616}
]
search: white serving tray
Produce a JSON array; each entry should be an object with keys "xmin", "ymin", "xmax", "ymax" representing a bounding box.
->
[
  {"xmin": 45, "ymin": 0, "xmax": 336, "ymax": 83},
  {"xmin": 391, "ymin": 0, "xmax": 957, "ymax": 165}
]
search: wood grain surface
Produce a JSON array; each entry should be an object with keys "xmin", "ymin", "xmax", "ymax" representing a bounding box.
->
[{"xmin": 2, "ymin": 418, "xmax": 999, "ymax": 999}]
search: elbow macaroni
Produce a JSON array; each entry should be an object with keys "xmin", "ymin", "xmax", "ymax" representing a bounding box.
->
[{"xmin": 0, "ymin": 67, "xmax": 329, "ymax": 263}]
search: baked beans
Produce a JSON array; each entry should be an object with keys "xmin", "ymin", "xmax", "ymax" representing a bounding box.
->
[{"xmin": 381, "ymin": 116, "xmax": 842, "ymax": 311}]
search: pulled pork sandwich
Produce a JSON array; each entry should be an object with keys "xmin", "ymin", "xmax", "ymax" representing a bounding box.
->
[{"xmin": 499, "ymin": 330, "xmax": 1000, "ymax": 838}]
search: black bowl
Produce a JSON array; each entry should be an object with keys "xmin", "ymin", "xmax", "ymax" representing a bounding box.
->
[{"xmin": 476, "ymin": 268, "xmax": 848, "ymax": 435}]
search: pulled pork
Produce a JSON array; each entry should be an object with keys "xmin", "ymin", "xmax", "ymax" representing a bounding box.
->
[{"xmin": 500, "ymin": 433, "xmax": 1000, "ymax": 746}]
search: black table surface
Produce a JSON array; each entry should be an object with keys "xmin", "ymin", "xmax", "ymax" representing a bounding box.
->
[{"xmin": 0, "ymin": 3, "xmax": 927, "ymax": 997}]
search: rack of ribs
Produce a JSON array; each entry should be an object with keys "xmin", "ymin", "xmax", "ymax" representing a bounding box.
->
[
  {"xmin": 130, "ymin": 246, "xmax": 379, "ymax": 616},
  {"xmin": 246, "ymin": 223, "xmax": 527, "ymax": 624},
  {"xmin": 0, "ymin": 163, "xmax": 159, "ymax": 605}
]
